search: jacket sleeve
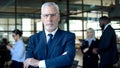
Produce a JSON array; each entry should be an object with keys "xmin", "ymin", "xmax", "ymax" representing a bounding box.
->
[
  {"xmin": 80, "ymin": 40, "xmax": 88, "ymax": 54},
  {"xmin": 25, "ymin": 35, "xmax": 35, "ymax": 59}
]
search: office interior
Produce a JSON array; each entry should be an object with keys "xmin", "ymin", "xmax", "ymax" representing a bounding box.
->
[{"xmin": 0, "ymin": 0, "xmax": 120, "ymax": 68}]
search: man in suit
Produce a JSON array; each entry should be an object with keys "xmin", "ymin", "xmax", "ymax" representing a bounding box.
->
[
  {"xmin": 98, "ymin": 16, "xmax": 119, "ymax": 68},
  {"xmin": 24, "ymin": 2, "xmax": 76, "ymax": 68}
]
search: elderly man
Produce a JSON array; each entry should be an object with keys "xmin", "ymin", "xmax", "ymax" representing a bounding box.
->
[{"xmin": 24, "ymin": 2, "xmax": 76, "ymax": 68}]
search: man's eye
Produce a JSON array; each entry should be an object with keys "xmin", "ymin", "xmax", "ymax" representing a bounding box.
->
[
  {"xmin": 44, "ymin": 14, "xmax": 49, "ymax": 17},
  {"xmin": 42, "ymin": 13, "xmax": 58, "ymax": 18}
]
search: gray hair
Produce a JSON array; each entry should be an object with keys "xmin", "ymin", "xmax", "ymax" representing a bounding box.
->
[{"xmin": 41, "ymin": 2, "xmax": 60, "ymax": 13}]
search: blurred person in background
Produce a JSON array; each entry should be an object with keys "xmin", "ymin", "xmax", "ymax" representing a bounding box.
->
[
  {"xmin": 6, "ymin": 29, "xmax": 26, "ymax": 68},
  {"xmin": 0, "ymin": 38, "xmax": 11, "ymax": 68},
  {"xmin": 80, "ymin": 28, "xmax": 99, "ymax": 68},
  {"xmin": 98, "ymin": 16, "xmax": 119, "ymax": 68}
]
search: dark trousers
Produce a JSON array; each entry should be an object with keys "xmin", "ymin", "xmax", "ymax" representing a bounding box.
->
[
  {"xmin": 11, "ymin": 60, "xmax": 23, "ymax": 68},
  {"xmin": 83, "ymin": 62, "xmax": 98, "ymax": 68},
  {"xmin": 83, "ymin": 56, "xmax": 98, "ymax": 68},
  {"xmin": 99, "ymin": 63, "xmax": 113, "ymax": 68}
]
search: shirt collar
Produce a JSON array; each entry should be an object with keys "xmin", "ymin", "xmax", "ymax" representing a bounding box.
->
[
  {"xmin": 45, "ymin": 28, "xmax": 58, "ymax": 37},
  {"xmin": 85, "ymin": 37, "xmax": 96, "ymax": 41},
  {"xmin": 104, "ymin": 23, "xmax": 110, "ymax": 30},
  {"xmin": 85, "ymin": 37, "xmax": 96, "ymax": 46}
]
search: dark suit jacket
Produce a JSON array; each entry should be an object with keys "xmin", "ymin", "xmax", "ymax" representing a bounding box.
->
[
  {"xmin": 80, "ymin": 39, "xmax": 99, "ymax": 64},
  {"xmin": 98, "ymin": 25, "xmax": 119, "ymax": 65},
  {"xmin": 26, "ymin": 29, "xmax": 76, "ymax": 68}
]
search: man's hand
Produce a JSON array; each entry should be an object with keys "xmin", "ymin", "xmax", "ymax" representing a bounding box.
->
[
  {"xmin": 24, "ymin": 58, "xmax": 31, "ymax": 68},
  {"xmin": 24, "ymin": 58, "xmax": 39, "ymax": 68}
]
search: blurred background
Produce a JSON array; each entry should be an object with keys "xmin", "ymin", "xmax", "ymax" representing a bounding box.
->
[{"xmin": 0, "ymin": 0, "xmax": 120, "ymax": 68}]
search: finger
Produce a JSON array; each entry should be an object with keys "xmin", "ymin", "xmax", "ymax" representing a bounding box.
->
[
  {"xmin": 25, "ymin": 61, "xmax": 30, "ymax": 68},
  {"xmin": 24, "ymin": 59, "xmax": 30, "ymax": 68},
  {"xmin": 24, "ymin": 60, "xmax": 27, "ymax": 68}
]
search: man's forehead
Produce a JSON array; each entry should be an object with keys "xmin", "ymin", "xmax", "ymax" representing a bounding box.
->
[{"xmin": 41, "ymin": 6, "xmax": 57, "ymax": 13}]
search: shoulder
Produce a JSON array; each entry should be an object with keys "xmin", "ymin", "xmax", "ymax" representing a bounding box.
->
[
  {"xmin": 106, "ymin": 25, "xmax": 114, "ymax": 31},
  {"xmin": 80, "ymin": 39, "xmax": 88, "ymax": 47},
  {"xmin": 27, "ymin": 31, "xmax": 45, "ymax": 42},
  {"xmin": 105, "ymin": 25, "xmax": 115, "ymax": 35},
  {"xmin": 95, "ymin": 38, "xmax": 99, "ymax": 41},
  {"xmin": 61, "ymin": 30, "xmax": 75, "ymax": 39},
  {"xmin": 15, "ymin": 40, "xmax": 25, "ymax": 47},
  {"xmin": 56, "ymin": 29, "xmax": 75, "ymax": 40},
  {"xmin": 29, "ymin": 31, "xmax": 43, "ymax": 39},
  {"xmin": 94, "ymin": 38, "xmax": 99, "ymax": 42},
  {"xmin": 60, "ymin": 29, "xmax": 75, "ymax": 36}
]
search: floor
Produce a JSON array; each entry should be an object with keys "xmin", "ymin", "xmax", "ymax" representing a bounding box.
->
[{"xmin": 74, "ymin": 49, "xmax": 83, "ymax": 68}]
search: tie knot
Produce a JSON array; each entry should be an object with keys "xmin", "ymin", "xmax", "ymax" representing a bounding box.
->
[{"xmin": 48, "ymin": 34, "xmax": 53, "ymax": 38}]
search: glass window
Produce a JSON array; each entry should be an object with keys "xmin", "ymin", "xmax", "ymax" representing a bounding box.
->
[
  {"xmin": 22, "ymin": 18, "xmax": 31, "ymax": 37},
  {"xmin": 36, "ymin": 21, "xmax": 43, "ymax": 32}
]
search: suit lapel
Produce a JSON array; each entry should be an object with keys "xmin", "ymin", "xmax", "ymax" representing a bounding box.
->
[
  {"xmin": 48, "ymin": 29, "xmax": 62, "ymax": 57},
  {"xmin": 41, "ymin": 31, "xmax": 47, "ymax": 44},
  {"xmin": 52, "ymin": 29, "xmax": 62, "ymax": 45},
  {"xmin": 38, "ymin": 31, "xmax": 48, "ymax": 59}
]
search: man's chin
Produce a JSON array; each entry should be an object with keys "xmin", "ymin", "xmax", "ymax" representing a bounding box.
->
[{"xmin": 46, "ymin": 27, "xmax": 55, "ymax": 32}]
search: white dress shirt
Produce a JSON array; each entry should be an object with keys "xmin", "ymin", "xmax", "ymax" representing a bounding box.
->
[{"xmin": 38, "ymin": 28, "xmax": 58, "ymax": 68}]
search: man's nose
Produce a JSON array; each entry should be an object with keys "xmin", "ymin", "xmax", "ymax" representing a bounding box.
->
[{"xmin": 46, "ymin": 15, "xmax": 52, "ymax": 20}]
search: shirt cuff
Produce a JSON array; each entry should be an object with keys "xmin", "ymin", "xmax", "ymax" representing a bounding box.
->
[{"xmin": 38, "ymin": 60, "xmax": 46, "ymax": 68}]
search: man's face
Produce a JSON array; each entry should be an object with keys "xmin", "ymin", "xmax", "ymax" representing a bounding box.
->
[
  {"xmin": 99, "ymin": 20, "xmax": 106, "ymax": 30},
  {"xmin": 41, "ymin": 5, "xmax": 60, "ymax": 32}
]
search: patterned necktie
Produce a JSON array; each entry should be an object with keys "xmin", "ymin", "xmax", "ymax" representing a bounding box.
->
[{"xmin": 47, "ymin": 34, "xmax": 53, "ymax": 55}]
